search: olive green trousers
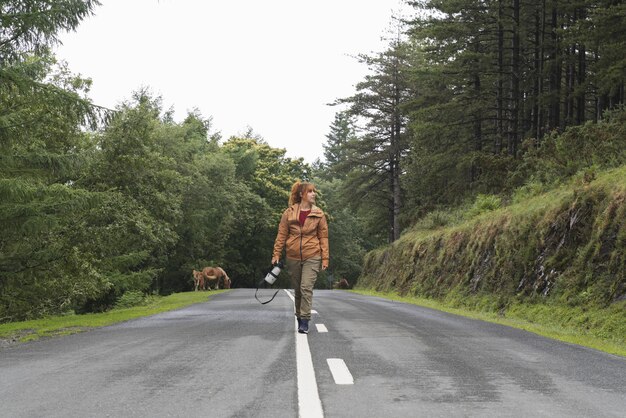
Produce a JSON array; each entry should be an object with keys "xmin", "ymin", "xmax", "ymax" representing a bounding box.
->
[{"xmin": 286, "ymin": 257, "xmax": 321, "ymax": 320}]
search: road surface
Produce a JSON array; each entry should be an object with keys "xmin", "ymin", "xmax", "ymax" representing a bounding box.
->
[{"xmin": 1, "ymin": 289, "xmax": 625, "ymax": 417}]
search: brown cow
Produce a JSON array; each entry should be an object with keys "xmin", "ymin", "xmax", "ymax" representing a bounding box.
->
[{"xmin": 201, "ymin": 266, "xmax": 231, "ymax": 290}]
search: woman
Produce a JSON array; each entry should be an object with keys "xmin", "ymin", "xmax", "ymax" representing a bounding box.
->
[{"xmin": 272, "ymin": 181, "xmax": 329, "ymax": 334}]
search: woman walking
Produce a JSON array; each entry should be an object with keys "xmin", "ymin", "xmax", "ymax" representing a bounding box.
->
[{"xmin": 272, "ymin": 181, "xmax": 329, "ymax": 334}]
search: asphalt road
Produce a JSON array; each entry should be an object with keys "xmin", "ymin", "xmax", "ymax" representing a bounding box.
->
[{"xmin": 1, "ymin": 289, "xmax": 625, "ymax": 418}]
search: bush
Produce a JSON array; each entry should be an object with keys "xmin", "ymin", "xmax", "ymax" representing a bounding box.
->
[
  {"xmin": 515, "ymin": 106, "xmax": 626, "ymax": 188},
  {"xmin": 114, "ymin": 291, "xmax": 147, "ymax": 309},
  {"xmin": 511, "ymin": 180, "xmax": 550, "ymax": 204},
  {"xmin": 416, "ymin": 210, "xmax": 456, "ymax": 230},
  {"xmin": 467, "ymin": 194, "xmax": 502, "ymax": 218}
]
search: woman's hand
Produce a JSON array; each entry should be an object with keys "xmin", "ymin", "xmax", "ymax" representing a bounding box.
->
[{"xmin": 271, "ymin": 257, "xmax": 279, "ymax": 265}]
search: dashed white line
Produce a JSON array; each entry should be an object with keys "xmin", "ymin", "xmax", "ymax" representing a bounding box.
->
[
  {"xmin": 326, "ymin": 358, "xmax": 354, "ymax": 385},
  {"xmin": 315, "ymin": 324, "xmax": 328, "ymax": 333}
]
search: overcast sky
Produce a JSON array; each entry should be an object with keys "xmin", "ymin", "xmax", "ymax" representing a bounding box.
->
[{"xmin": 54, "ymin": 0, "xmax": 413, "ymax": 163}]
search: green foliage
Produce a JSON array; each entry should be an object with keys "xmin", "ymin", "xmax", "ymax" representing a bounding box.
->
[
  {"xmin": 220, "ymin": 135, "xmax": 310, "ymax": 287},
  {"xmin": 515, "ymin": 107, "xmax": 626, "ymax": 187},
  {"xmin": 1, "ymin": 67, "xmax": 316, "ymax": 320},
  {"xmin": 584, "ymin": 3, "xmax": 626, "ymax": 98},
  {"xmin": 511, "ymin": 180, "xmax": 551, "ymax": 204},
  {"xmin": 332, "ymin": 39, "xmax": 414, "ymax": 243},
  {"xmin": 398, "ymin": 0, "xmax": 626, "ymax": 223},
  {"xmin": 505, "ymin": 300, "xmax": 626, "ymax": 345},
  {"xmin": 353, "ymin": 289, "xmax": 626, "ymax": 356},
  {"xmin": 222, "ymin": 135, "xmax": 309, "ymax": 211},
  {"xmin": 0, "ymin": 1, "xmax": 101, "ymax": 62},
  {"xmin": 114, "ymin": 291, "xmax": 152, "ymax": 309},
  {"xmin": 409, "ymin": 208, "xmax": 461, "ymax": 231},
  {"xmin": 0, "ymin": 291, "xmax": 216, "ymax": 345},
  {"xmin": 358, "ymin": 165, "xmax": 626, "ymax": 317},
  {"xmin": 466, "ymin": 194, "xmax": 502, "ymax": 218},
  {"xmin": 311, "ymin": 177, "xmax": 370, "ymax": 286},
  {"xmin": 319, "ymin": 111, "xmax": 357, "ymax": 180},
  {"xmin": 0, "ymin": 59, "xmax": 110, "ymax": 321},
  {"xmin": 73, "ymin": 91, "xmax": 187, "ymax": 303}
]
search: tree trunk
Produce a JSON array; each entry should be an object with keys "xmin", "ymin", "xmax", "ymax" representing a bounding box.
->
[
  {"xmin": 565, "ymin": 42, "xmax": 574, "ymax": 128},
  {"xmin": 496, "ymin": 0, "xmax": 504, "ymax": 153},
  {"xmin": 508, "ymin": 0, "xmax": 521, "ymax": 156},
  {"xmin": 390, "ymin": 51, "xmax": 402, "ymax": 243},
  {"xmin": 576, "ymin": 41, "xmax": 586, "ymax": 124},
  {"xmin": 472, "ymin": 71, "xmax": 482, "ymax": 183},
  {"xmin": 392, "ymin": 155, "xmax": 401, "ymax": 242},
  {"xmin": 548, "ymin": 5, "xmax": 561, "ymax": 130}
]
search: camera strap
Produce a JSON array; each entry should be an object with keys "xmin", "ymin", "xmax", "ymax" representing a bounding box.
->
[{"xmin": 254, "ymin": 278, "xmax": 280, "ymax": 305}]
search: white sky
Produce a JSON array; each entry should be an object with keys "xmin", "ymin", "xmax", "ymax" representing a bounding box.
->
[{"xmin": 55, "ymin": 0, "xmax": 412, "ymax": 163}]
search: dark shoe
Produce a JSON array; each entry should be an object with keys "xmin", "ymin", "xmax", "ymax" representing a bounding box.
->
[{"xmin": 298, "ymin": 319, "xmax": 309, "ymax": 334}]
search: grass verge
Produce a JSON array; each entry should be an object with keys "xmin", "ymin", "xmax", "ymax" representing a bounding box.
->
[
  {"xmin": 0, "ymin": 291, "xmax": 226, "ymax": 346},
  {"xmin": 352, "ymin": 289, "xmax": 626, "ymax": 358}
]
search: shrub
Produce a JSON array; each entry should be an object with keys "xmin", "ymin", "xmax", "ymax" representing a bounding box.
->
[
  {"xmin": 515, "ymin": 106, "xmax": 626, "ymax": 188},
  {"xmin": 413, "ymin": 210, "xmax": 455, "ymax": 230},
  {"xmin": 467, "ymin": 194, "xmax": 502, "ymax": 218},
  {"xmin": 114, "ymin": 291, "xmax": 146, "ymax": 309}
]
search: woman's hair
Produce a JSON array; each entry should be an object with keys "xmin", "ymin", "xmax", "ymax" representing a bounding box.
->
[{"xmin": 289, "ymin": 181, "xmax": 316, "ymax": 206}]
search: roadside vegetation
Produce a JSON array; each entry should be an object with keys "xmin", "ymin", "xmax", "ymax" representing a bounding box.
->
[
  {"xmin": 353, "ymin": 289, "xmax": 626, "ymax": 358},
  {"xmin": 0, "ymin": 291, "xmax": 224, "ymax": 346}
]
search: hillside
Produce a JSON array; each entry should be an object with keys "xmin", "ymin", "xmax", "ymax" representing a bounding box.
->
[{"xmin": 357, "ymin": 165, "xmax": 626, "ymax": 345}]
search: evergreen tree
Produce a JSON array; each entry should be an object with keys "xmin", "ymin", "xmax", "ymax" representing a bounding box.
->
[
  {"xmin": 320, "ymin": 111, "xmax": 357, "ymax": 179},
  {"xmin": 0, "ymin": 0, "xmax": 109, "ymax": 321},
  {"xmin": 402, "ymin": 0, "xmax": 626, "ymax": 216},
  {"xmin": 77, "ymin": 91, "xmax": 189, "ymax": 297},
  {"xmin": 333, "ymin": 38, "xmax": 413, "ymax": 243},
  {"xmin": 584, "ymin": 1, "xmax": 626, "ymax": 113}
]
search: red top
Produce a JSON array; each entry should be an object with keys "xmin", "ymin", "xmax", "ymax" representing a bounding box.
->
[{"xmin": 299, "ymin": 209, "xmax": 310, "ymax": 226}]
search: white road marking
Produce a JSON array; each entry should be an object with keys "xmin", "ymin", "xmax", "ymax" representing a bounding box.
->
[
  {"xmin": 326, "ymin": 359, "xmax": 354, "ymax": 385},
  {"xmin": 284, "ymin": 290, "xmax": 324, "ymax": 417},
  {"xmin": 311, "ymin": 309, "xmax": 318, "ymax": 314},
  {"xmin": 296, "ymin": 333, "xmax": 324, "ymax": 417},
  {"xmin": 315, "ymin": 324, "xmax": 328, "ymax": 333}
]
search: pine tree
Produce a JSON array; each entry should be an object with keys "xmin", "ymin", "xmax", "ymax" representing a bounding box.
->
[
  {"xmin": 320, "ymin": 111, "xmax": 357, "ymax": 180},
  {"xmin": 0, "ymin": 1, "xmax": 107, "ymax": 321},
  {"xmin": 333, "ymin": 38, "xmax": 413, "ymax": 243}
]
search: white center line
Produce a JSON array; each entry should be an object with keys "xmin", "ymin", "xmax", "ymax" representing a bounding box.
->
[
  {"xmin": 326, "ymin": 358, "xmax": 354, "ymax": 385},
  {"xmin": 315, "ymin": 324, "xmax": 328, "ymax": 333},
  {"xmin": 284, "ymin": 290, "xmax": 324, "ymax": 418}
]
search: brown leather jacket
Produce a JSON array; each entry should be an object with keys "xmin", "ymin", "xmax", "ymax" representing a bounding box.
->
[{"xmin": 272, "ymin": 204, "xmax": 329, "ymax": 266}]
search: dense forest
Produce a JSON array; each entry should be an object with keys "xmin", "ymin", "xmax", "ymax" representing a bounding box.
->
[{"xmin": 1, "ymin": 0, "xmax": 625, "ymax": 322}]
